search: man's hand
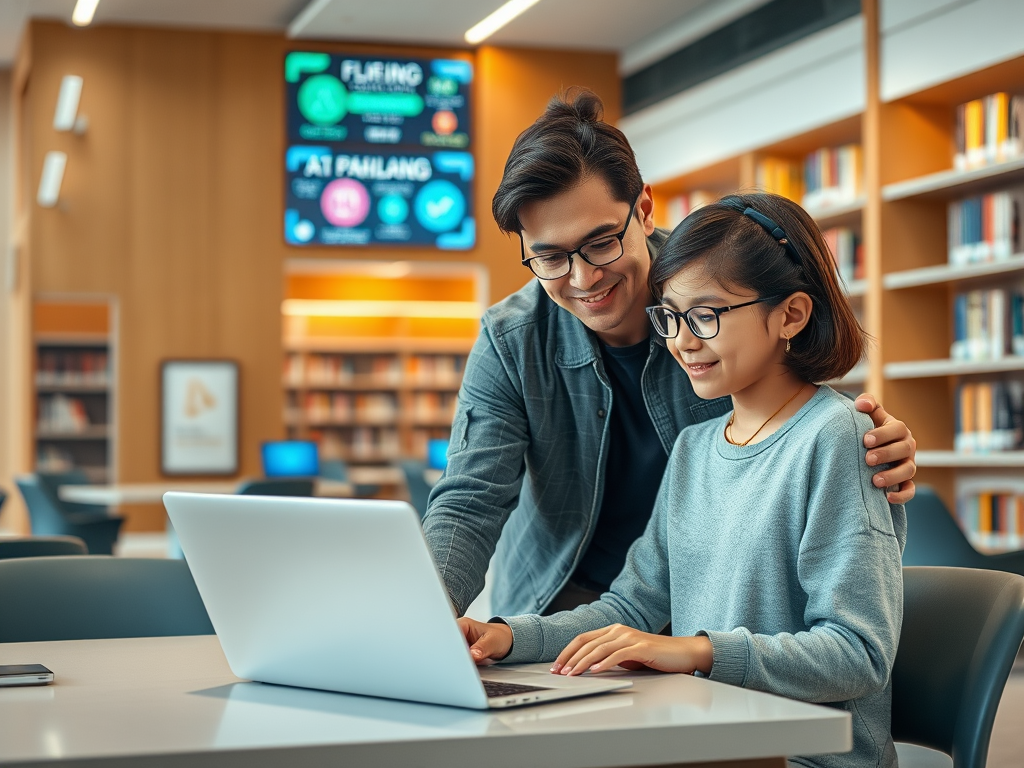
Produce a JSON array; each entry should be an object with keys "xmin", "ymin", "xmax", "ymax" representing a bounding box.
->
[
  {"xmin": 550, "ymin": 624, "xmax": 713, "ymax": 677},
  {"xmin": 457, "ymin": 617, "xmax": 513, "ymax": 664},
  {"xmin": 855, "ymin": 394, "xmax": 917, "ymax": 504}
]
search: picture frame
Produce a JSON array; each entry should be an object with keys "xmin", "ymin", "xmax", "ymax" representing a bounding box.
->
[{"xmin": 160, "ymin": 359, "xmax": 240, "ymax": 475}]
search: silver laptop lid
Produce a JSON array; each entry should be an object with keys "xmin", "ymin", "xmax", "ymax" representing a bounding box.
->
[{"xmin": 164, "ymin": 493, "xmax": 490, "ymax": 709}]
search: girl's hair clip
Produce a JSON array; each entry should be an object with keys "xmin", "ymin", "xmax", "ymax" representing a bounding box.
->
[{"xmin": 742, "ymin": 207, "xmax": 803, "ymax": 266}]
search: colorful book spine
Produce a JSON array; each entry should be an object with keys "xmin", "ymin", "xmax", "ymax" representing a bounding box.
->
[
  {"xmin": 958, "ymin": 490, "xmax": 1024, "ymax": 551},
  {"xmin": 954, "ymin": 380, "xmax": 1024, "ymax": 453},
  {"xmin": 950, "ymin": 288, "xmax": 1024, "ymax": 361},
  {"xmin": 954, "ymin": 92, "xmax": 1024, "ymax": 171},
  {"xmin": 947, "ymin": 188, "xmax": 1023, "ymax": 265},
  {"xmin": 802, "ymin": 144, "xmax": 863, "ymax": 211}
]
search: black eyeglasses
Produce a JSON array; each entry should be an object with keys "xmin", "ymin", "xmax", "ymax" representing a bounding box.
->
[
  {"xmin": 520, "ymin": 192, "xmax": 641, "ymax": 280},
  {"xmin": 646, "ymin": 296, "xmax": 783, "ymax": 340}
]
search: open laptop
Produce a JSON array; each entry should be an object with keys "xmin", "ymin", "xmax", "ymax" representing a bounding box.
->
[{"xmin": 163, "ymin": 493, "xmax": 631, "ymax": 710}]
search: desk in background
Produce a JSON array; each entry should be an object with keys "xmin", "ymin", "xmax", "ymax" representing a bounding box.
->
[
  {"xmin": 57, "ymin": 479, "xmax": 355, "ymax": 506},
  {"xmin": 0, "ymin": 635, "xmax": 850, "ymax": 768}
]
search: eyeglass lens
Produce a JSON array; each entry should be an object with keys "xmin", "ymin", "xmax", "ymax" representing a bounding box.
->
[{"xmin": 527, "ymin": 238, "xmax": 624, "ymax": 279}]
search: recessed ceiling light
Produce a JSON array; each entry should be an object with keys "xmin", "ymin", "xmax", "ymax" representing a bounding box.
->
[
  {"xmin": 465, "ymin": 0, "xmax": 542, "ymax": 45},
  {"xmin": 72, "ymin": 0, "xmax": 100, "ymax": 27}
]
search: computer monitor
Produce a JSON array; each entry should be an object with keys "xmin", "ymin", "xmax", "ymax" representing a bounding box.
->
[
  {"xmin": 261, "ymin": 440, "xmax": 319, "ymax": 477},
  {"xmin": 426, "ymin": 438, "xmax": 449, "ymax": 470}
]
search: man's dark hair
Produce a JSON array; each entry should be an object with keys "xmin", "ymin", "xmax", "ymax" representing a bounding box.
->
[{"xmin": 492, "ymin": 88, "xmax": 644, "ymax": 234}]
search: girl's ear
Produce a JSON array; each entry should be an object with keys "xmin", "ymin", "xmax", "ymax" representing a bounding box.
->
[
  {"xmin": 778, "ymin": 292, "xmax": 812, "ymax": 342},
  {"xmin": 639, "ymin": 183, "xmax": 656, "ymax": 236}
]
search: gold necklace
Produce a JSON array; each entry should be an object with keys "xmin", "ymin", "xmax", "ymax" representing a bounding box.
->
[{"xmin": 725, "ymin": 386, "xmax": 806, "ymax": 447}]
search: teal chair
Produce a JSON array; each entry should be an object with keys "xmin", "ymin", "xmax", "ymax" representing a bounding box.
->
[
  {"xmin": 902, "ymin": 486, "xmax": 1024, "ymax": 576},
  {"xmin": 0, "ymin": 535, "xmax": 87, "ymax": 559},
  {"xmin": 235, "ymin": 478, "xmax": 314, "ymax": 496},
  {"xmin": 0, "ymin": 556, "xmax": 214, "ymax": 642},
  {"xmin": 16, "ymin": 473, "xmax": 123, "ymax": 554},
  {"xmin": 398, "ymin": 459, "xmax": 431, "ymax": 518},
  {"xmin": 892, "ymin": 567, "xmax": 1024, "ymax": 768}
]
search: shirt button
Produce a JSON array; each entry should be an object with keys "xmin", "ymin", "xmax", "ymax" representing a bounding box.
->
[{"xmin": 597, "ymin": 409, "xmax": 606, "ymax": 418}]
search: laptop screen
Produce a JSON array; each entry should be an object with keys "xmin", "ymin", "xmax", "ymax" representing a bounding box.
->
[{"xmin": 261, "ymin": 440, "xmax": 319, "ymax": 477}]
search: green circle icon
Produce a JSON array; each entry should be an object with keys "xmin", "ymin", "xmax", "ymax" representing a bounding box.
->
[{"xmin": 297, "ymin": 75, "xmax": 347, "ymax": 126}]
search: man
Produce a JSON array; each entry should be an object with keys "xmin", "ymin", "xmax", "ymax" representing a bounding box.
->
[{"xmin": 423, "ymin": 88, "xmax": 916, "ymax": 618}]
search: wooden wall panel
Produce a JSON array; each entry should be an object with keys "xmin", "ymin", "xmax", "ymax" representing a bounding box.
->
[{"xmin": 19, "ymin": 20, "xmax": 619, "ymax": 530}]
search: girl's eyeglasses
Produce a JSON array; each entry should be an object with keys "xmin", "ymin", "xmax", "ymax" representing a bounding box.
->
[{"xmin": 646, "ymin": 296, "xmax": 783, "ymax": 340}]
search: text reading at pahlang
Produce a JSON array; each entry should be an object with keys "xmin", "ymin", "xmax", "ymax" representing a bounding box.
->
[
  {"xmin": 302, "ymin": 155, "xmax": 433, "ymax": 182},
  {"xmin": 340, "ymin": 60, "xmax": 424, "ymax": 87}
]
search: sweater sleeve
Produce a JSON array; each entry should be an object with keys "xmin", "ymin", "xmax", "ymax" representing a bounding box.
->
[
  {"xmin": 701, "ymin": 407, "xmax": 905, "ymax": 704},
  {"xmin": 500, "ymin": 469, "xmax": 676, "ymax": 663},
  {"xmin": 421, "ymin": 326, "xmax": 529, "ymax": 616}
]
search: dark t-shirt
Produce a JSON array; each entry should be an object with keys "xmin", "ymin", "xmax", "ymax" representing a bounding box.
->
[{"xmin": 572, "ymin": 338, "xmax": 669, "ymax": 592}]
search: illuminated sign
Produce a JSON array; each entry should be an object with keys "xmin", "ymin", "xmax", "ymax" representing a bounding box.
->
[
  {"xmin": 285, "ymin": 52, "xmax": 472, "ymax": 149},
  {"xmin": 285, "ymin": 146, "xmax": 474, "ymax": 249}
]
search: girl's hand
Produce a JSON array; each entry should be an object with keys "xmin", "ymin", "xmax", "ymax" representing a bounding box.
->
[
  {"xmin": 457, "ymin": 617, "xmax": 513, "ymax": 663},
  {"xmin": 550, "ymin": 624, "xmax": 713, "ymax": 677},
  {"xmin": 855, "ymin": 394, "xmax": 918, "ymax": 504}
]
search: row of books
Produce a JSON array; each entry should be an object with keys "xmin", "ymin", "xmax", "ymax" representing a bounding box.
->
[
  {"xmin": 37, "ymin": 394, "xmax": 93, "ymax": 433},
  {"xmin": 958, "ymin": 491, "xmax": 1024, "ymax": 550},
  {"xmin": 802, "ymin": 144, "xmax": 863, "ymax": 211},
  {"xmin": 296, "ymin": 392, "xmax": 399, "ymax": 423},
  {"xmin": 951, "ymin": 289, "xmax": 1024, "ymax": 361},
  {"xmin": 821, "ymin": 226, "xmax": 864, "ymax": 285},
  {"xmin": 663, "ymin": 190, "xmax": 718, "ymax": 229},
  {"xmin": 410, "ymin": 392, "xmax": 458, "ymax": 421},
  {"xmin": 283, "ymin": 354, "xmax": 402, "ymax": 387},
  {"xmin": 947, "ymin": 189, "xmax": 1022, "ymax": 265},
  {"xmin": 954, "ymin": 92, "xmax": 1024, "ymax": 171},
  {"xmin": 755, "ymin": 157, "xmax": 805, "ymax": 204},
  {"xmin": 36, "ymin": 350, "xmax": 110, "ymax": 386},
  {"xmin": 954, "ymin": 380, "xmax": 1023, "ymax": 452},
  {"xmin": 405, "ymin": 355, "xmax": 467, "ymax": 382},
  {"xmin": 312, "ymin": 428, "xmax": 401, "ymax": 461}
]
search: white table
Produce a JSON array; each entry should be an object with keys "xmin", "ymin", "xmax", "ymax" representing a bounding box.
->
[
  {"xmin": 0, "ymin": 635, "xmax": 850, "ymax": 768},
  {"xmin": 58, "ymin": 479, "xmax": 355, "ymax": 506}
]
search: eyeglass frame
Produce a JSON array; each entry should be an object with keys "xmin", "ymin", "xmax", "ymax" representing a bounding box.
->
[
  {"xmin": 646, "ymin": 295, "xmax": 786, "ymax": 340},
  {"xmin": 519, "ymin": 191, "xmax": 642, "ymax": 280}
]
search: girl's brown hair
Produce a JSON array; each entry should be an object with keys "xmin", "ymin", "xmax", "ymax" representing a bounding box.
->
[{"xmin": 649, "ymin": 192, "xmax": 866, "ymax": 384}]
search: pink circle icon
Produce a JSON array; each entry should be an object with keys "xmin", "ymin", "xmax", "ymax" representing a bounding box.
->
[{"xmin": 320, "ymin": 179, "xmax": 370, "ymax": 227}]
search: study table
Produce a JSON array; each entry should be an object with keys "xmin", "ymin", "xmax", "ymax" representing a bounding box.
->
[
  {"xmin": 57, "ymin": 478, "xmax": 355, "ymax": 506},
  {"xmin": 0, "ymin": 635, "xmax": 851, "ymax": 768}
]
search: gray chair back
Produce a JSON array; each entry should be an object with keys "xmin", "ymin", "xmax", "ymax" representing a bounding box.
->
[
  {"xmin": 236, "ymin": 478, "xmax": 315, "ymax": 496},
  {"xmin": 15, "ymin": 474, "xmax": 123, "ymax": 555},
  {"xmin": 0, "ymin": 556, "xmax": 215, "ymax": 642},
  {"xmin": 0, "ymin": 536, "xmax": 87, "ymax": 559},
  {"xmin": 398, "ymin": 459, "xmax": 431, "ymax": 518},
  {"xmin": 892, "ymin": 567, "xmax": 1024, "ymax": 768}
]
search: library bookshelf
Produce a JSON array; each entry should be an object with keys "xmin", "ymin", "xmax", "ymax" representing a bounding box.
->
[
  {"xmin": 32, "ymin": 301, "xmax": 117, "ymax": 484},
  {"xmin": 648, "ymin": 34, "xmax": 1024, "ymax": 548},
  {"xmin": 282, "ymin": 261, "xmax": 485, "ymax": 474}
]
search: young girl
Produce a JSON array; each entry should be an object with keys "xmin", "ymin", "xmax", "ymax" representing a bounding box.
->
[{"xmin": 458, "ymin": 192, "xmax": 906, "ymax": 768}]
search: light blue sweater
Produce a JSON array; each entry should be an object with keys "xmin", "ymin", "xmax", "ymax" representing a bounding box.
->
[{"xmin": 501, "ymin": 385, "xmax": 906, "ymax": 768}]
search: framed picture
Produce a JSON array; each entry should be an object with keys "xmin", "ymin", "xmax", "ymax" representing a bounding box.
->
[{"xmin": 161, "ymin": 360, "xmax": 239, "ymax": 475}]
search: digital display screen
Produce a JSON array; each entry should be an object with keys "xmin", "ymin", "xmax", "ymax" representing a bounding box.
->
[
  {"xmin": 261, "ymin": 440, "xmax": 319, "ymax": 477},
  {"xmin": 286, "ymin": 52, "xmax": 471, "ymax": 149},
  {"xmin": 284, "ymin": 51, "xmax": 475, "ymax": 250}
]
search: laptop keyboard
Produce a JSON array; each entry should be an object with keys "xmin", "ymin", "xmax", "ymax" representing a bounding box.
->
[{"xmin": 482, "ymin": 680, "xmax": 551, "ymax": 698}]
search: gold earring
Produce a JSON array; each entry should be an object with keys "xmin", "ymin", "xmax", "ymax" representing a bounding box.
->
[{"xmin": 785, "ymin": 337, "xmax": 791, "ymax": 353}]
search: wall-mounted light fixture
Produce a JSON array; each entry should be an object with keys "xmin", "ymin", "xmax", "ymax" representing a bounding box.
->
[
  {"xmin": 54, "ymin": 75, "xmax": 87, "ymax": 134},
  {"xmin": 37, "ymin": 152, "xmax": 68, "ymax": 208},
  {"xmin": 465, "ymin": 0, "xmax": 541, "ymax": 44},
  {"xmin": 72, "ymin": 0, "xmax": 100, "ymax": 27}
]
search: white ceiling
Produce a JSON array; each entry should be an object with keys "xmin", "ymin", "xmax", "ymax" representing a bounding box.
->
[{"xmin": 0, "ymin": 0, "xmax": 771, "ymax": 74}]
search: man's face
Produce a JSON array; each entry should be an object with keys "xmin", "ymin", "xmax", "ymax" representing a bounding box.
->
[{"xmin": 518, "ymin": 176, "xmax": 656, "ymax": 347}]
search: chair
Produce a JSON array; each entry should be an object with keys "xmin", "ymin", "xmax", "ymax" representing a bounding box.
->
[
  {"xmin": 903, "ymin": 486, "xmax": 1024, "ymax": 576},
  {"xmin": 892, "ymin": 567, "xmax": 1024, "ymax": 768},
  {"xmin": 16, "ymin": 473, "xmax": 123, "ymax": 555},
  {"xmin": 0, "ymin": 487, "xmax": 6, "ymax": 516},
  {"xmin": 235, "ymin": 478, "xmax": 315, "ymax": 496},
  {"xmin": 0, "ymin": 556, "xmax": 215, "ymax": 642},
  {"xmin": 0, "ymin": 535, "xmax": 87, "ymax": 559},
  {"xmin": 320, "ymin": 458, "xmax": 379, "ymax": 498},
  {"xmin": 398, "ymin": 459, "xmax": 432, "ymax": 518}
]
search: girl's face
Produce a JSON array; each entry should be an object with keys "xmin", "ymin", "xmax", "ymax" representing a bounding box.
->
[{"xmin": 659, "ymin": 266, "xmax": 794, "ymax": 403}]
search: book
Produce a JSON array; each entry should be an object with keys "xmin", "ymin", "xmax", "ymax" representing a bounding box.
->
[{"xmin": 954, "ymin": 92, "xmax": 1024, "ymax": 171}]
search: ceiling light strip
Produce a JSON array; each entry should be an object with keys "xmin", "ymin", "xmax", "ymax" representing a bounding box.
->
[
  {"xmin": 282, "ymin": 300, "xmax": 483, "ymax": 319},
  {"xmin": 72, "ymin": 0, "xmax": 100, "ymax": 27},
  {"xmin": 465, "ymin": 0, "xmax": 542, "ymax": 45}
]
